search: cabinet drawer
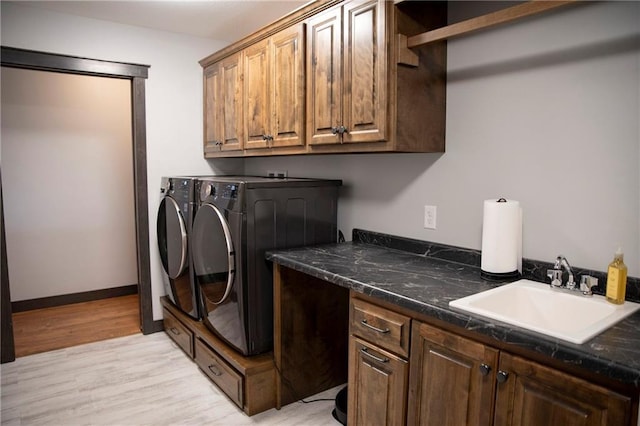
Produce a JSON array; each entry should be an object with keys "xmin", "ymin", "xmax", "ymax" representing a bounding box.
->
[
  {"xmin": 195, "ymin": 338, "xmax": 244, "ymax": 408},
  {"xmin": 350, "ymin": 298, "xmax": 410, "ymax": 357},
  {"xmin": 163, "ymin": 307, "xmax": 194, "ymax": 358}
]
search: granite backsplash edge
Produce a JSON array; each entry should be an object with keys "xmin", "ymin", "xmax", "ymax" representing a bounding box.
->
[{"xmin": 352, "ymin": 228, "xmax": 640, "ymax": 303}]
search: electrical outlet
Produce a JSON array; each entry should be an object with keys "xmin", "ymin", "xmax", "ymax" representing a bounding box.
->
[
  {"xmin": 424, "ymin": 205, "xmax": 437, "ymax": 229},
  {"xmin": 267, "ymin": 170, "xmax": 288, "ymax": 179}
]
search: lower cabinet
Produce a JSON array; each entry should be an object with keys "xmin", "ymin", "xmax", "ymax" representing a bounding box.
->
[
  {"xmin": 494, "ymin": 352, "xmax": 632, "ymax": 426},
  {"xmin": 348, "ymin": 336, "xmax": 408, "ymax": 426},
  {"xmin": 408, "ymin": 321, "xmax": 498, "ymax": 426},
  {"xmin": 349, "ymin": 295, "xmax": 635, "ymax": 426},
  {"xmin": 348, "ymin": 298, "xmax": 411, "ymax": 426},
  {"xmin": 161, "ymin": 297, "xmax": 276, "ymax": 416},
  {"xmin": 410, "ymin": 321, "xmax": 632, "ymax": 426}
]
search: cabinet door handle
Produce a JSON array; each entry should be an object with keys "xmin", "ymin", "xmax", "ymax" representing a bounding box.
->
[
  {"xmin": 496, "ymin": 370, "xmax": 509, "ymax": 383},
  {"xmin": 479, "ymin": 363, "xmax": 492, "ymax": 376},
  {"xmin": 208, "ymin": 364, "xmax": 222, "ymax": 376},
  {"xmin": 360, "ymin": 347, "xmax": 389, "ymax": 363},
  {"xmin": 331, "ymin": 126, "xmax": 348, "ymax": 136},
  {"xmin": 169, "ymin": 327, "xmax": 180, "ymax": 335},
  {"xmin": 361, "ymin": 318, "xmax": 390, "ymax": 334}
]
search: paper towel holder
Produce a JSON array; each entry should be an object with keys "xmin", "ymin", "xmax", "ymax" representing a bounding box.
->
[{"xmin": 481, "ymin": 197, "xmax": 522, "ymax": 282}]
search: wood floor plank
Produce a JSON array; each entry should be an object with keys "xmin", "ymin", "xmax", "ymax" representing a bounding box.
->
[
  {"xmin": 12, "ymin": 294, "xmax": 140, "ymax": 357},
  {"xmin": 1, "ymin": 333, "xmax": 343, "ymax": 425}
]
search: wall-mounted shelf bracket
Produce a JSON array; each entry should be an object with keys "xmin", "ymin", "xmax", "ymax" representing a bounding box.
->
[{"xmin": 397, "ymin": 34, "xmax": 419, "ymax": 67}]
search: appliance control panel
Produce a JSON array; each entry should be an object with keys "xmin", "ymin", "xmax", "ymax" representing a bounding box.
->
[
  {"xmin": 220, "ymin": 184, "xmax": 239, "ymax": 200},
  {"xmin": 199, "ymin": 181, "xmax": 242, "ymax": 211}
]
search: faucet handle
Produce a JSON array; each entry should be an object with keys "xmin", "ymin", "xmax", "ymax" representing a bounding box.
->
[
  {"xmin": 547, "ymin": 269, "xmax": 563, "ymax": 288},
  {"xmin": 580, "ymin": 275, "xmax": 598, "ymax": 296}
]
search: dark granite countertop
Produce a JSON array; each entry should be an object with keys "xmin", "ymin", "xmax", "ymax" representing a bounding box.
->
[{"xmin": 266, "ymin": 229, "xmax": 640, "ymax": 389}]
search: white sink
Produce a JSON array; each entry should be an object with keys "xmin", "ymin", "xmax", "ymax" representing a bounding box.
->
[{"xmin": 449, "ymin": 279, "xmax": 640, "ymax": 344}]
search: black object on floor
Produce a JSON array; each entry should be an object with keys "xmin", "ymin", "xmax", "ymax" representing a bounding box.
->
[{"xmin": 332, "ymin": 385, "xmax": 347, "ymax": 425}]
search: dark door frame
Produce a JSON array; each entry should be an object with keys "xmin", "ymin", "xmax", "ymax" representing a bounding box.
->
[{"xmin": 1, "ymin": 46, "xmax": 159, "ymax": 363}]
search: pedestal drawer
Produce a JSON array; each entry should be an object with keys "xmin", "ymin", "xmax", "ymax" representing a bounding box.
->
[
  {"xmin": 163, "ymin": 307, "xmax": 194, "ymax": 358},
  {"xmin": 195, "ymin": 338, "xmax": 244, "ymax": 408}
]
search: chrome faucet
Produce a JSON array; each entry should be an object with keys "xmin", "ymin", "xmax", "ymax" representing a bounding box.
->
[
  {"xmin": 547, "ymin": 255, "xmax": 598, "ymax": 296},
  {"xmin": 557, "ymin": 255, "xmax": 575, "ymax": 289}
]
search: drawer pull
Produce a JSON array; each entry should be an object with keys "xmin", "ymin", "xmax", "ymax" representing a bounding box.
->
[
  {"xmin": 361, "ymin": 319, "xmax": 390, "ymax": 334},
  {"xmin": 208, "ymin": 364, "xmax": 222, "ymax": 376},
  {"xmin": 169, "ymin": 327, "xmax": 180, "ymax": 335},
  {"xmin": 360, "ymin": 347, "xmax": 389, "ymax": 363}
]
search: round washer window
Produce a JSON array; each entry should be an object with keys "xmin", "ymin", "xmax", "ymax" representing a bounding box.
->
[
  {"xmin": 157, "ymin": 196, "xmax": 187, "ymax": 279},
  {"xmin": 192, "ymin": 203, "xmax": 235, "ymax": 305}
]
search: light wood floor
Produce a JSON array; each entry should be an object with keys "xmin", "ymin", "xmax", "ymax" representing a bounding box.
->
[
  {"xmin": 1, "ymin": 332, "xmax": 342, "ymax": 425},
  {"xmin": 12, "ymin": 294, "xmax": 140, "ymax": 357}
]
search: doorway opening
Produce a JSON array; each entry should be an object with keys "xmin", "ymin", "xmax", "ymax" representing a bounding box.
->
[{"xmin": 1, "ymin": 46, "xmax": 156, "ymax": 363}]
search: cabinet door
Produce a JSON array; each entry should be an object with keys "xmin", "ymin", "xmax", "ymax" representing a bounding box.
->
[
  {"xmin": 348, "ymin": 336, "xmax": 408, "ymax": 426},
  {"xmin": 408, "ymin": 321, "xmax": 499, "ymax": 426},
  {"xmin": 244, "ymin": 38, "xmax": 270, "ymax": 149},
  {"xmin": 494, "ymin": 353, "xmax": 631, "ymax": 426},
  {"xmin": 203, "ymin": 54, "xmax": 243, "ymax": 155},
  {"xmin": 342, "ymin": 0, "xmax": 387, "ymax": 144},
  {"xmin": 203, "ymin": 62, "xmax": 223, "ymax": 154},
  {"xmin": 306, "ymin": 6, "xmax": 342, "ymax": 145},
  {"xmin": 271, "ymin": 24, "xmax": 305, "ymax": 148},
  {"xmin": 219, "ymin": 53, "xmax": 244, "ymax": 151}
]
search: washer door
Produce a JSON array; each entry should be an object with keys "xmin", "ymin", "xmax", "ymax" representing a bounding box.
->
[
  {"xmin": 192, "ymin": 203, "xmax": 235, "ymax": 305},
  {"xmin": 157, "ymin": 196, "xmax": 188, "ymax": 279}
]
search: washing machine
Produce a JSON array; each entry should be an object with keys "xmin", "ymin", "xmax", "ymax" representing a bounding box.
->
[
  {"xmin": 157, "ymin": 176, "xmax": 200, "ymax": 320},
  {"xmin": 191, "ymin": 176, "xmax": 341, "ymax": 356}
]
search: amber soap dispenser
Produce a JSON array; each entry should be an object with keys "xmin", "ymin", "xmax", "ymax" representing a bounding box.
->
[{"xmin": 606, "ymin": 248, "xmax": 628, "ymax": 305}]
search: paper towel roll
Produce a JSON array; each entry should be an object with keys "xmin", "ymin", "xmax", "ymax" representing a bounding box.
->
[{"xmin": 481, "ymin": 198, "xmax": 522, "ymax": 281}]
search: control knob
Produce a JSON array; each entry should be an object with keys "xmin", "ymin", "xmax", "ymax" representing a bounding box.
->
[{"xmin": 200, "ymin": 182, "xmax": 214, "ymax": 200}]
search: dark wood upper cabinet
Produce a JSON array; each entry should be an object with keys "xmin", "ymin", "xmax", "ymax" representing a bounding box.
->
[
  {"xmin": 307, "ymin": 0, "xmax": 388, "ymax": 148},
  {"xmin": 203, "ymin": 52, "xmax": 244, "ymax": 154},
  {"xmin": 244, "ymin": 23, "xmax": 306, "ymax": 152},
  {"xmin": 200, "ymin": 0, "xmax": 447, "ymax": 158}
]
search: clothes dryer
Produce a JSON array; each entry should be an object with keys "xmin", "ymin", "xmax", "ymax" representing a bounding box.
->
[
  {"xmin": 157, "ymin": 176, "xmax": 200, "ymax": 319},
  {"xmin": 191, "ymin": 176, "xmax": 341, "ymax": 356}
]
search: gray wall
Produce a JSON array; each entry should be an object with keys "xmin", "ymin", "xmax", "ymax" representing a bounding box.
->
[
  {"xmin": 245, "ymin": 1, "xmax": 640, "ymax": 277},
  {"xmin": 2, "ymin": 69, "xmax": 137, "ymax": 301}
]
